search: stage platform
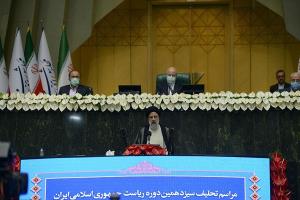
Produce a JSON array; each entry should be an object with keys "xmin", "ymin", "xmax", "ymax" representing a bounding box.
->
[{"xmin": 0, "ymin": 103, "xmax": 299, "ymax": 198}]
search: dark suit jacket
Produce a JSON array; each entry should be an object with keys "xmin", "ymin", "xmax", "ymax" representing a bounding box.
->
[
  {"xmin": 156, "ymin": 80, "xmax": 182, "ymax": 95},
  {"xmin": 58, "ymin": 85, "xmax": 93, "ymax": 96},
  {"xmin": 269, "ymin": 83, "xmax": 291, "ymax": 93}
]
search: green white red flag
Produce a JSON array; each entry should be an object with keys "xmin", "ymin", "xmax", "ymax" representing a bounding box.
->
[
  {"xmin": 0, "ymin": 38, "xmax": 8, "ymax": 93},
  {"xmin": 57, "ymin": 26, "xmax": 73, "ymax": 90},
  {"xmin": 24, "ymin": 28, "xmax": 43, "ymax": 94}
]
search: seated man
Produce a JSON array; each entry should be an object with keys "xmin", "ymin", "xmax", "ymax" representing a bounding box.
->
[
  {"xmin": 156, "ymin": 67, "xmax": 182, "ymax": 95},
  {"xmin": 270, "ymin": 69, "xmax": 290, "ymax": 92},
  {"xmin": 134, "ymin": 106, "xmax": 174, "ymax": 154},
  {"xmin": 58, "ymin": 70, "xmax": 93, "ymax": 96},
  {"xmin": 290, "ymin": 72, "xmax": 300, "ymax": 91}
]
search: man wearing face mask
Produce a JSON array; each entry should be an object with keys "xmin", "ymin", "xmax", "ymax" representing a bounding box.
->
[
  {"xmin": 58, "ymin": 70, "xmax": 93, "ymax": 96},
  {"xmin": 156, "ymin": 67, "xmax": 182, "ymax": 95},
  {"xmin": 134, "ymin": 106, "xmax": 174, "ymax": 154},
  {"xmin": 290, "ymin": 72, "xmax": 300, "ymax": 91}
]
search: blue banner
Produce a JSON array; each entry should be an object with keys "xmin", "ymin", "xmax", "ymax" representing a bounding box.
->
[{"xmin": 47, "ymin": 176, "xmax": 244, "ymax": 200}]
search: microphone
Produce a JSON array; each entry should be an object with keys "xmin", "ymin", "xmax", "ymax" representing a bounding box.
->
[
  {"xmin": 120, "ymin": 128, "xmax": 128, "ymax": 147},
  {"xmin": 169, "ymin": 128, "xmax": 175, "ymax": 155},
  {"xmin": 169, "ymin": 128, "xmax": 175, "ymax": 135},
  {"xmin": 146, "ymin": 131, "xmax": 152, "ymax": 144}
]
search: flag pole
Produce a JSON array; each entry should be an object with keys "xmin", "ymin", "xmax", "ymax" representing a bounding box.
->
[
  {"xmin": 27, "ymin": 21, "xmax": 30, "ymax": 30},
  {"xmin": 40, "ymin": 19, "xmax": 44, "ymax": 31}
]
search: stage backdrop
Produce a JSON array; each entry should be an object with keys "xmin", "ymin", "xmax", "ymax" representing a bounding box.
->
[
  {"xmin": 0, "ymin": 108, "xmax": 299, "ymax": 198},
  {"xmin": 72, "ymin": 0, "xmax": 300, "ymax": 95},
  {"xmin": 0, "ymin": 106, "xmax": 299, "ymax": 198}
]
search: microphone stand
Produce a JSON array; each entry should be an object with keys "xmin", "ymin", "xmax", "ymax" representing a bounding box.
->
[
  {"xmin": 120, "ymin": 128, "xmax": 128, "ymax": 147},
  {"xmin": 146, "ymin": 131, "xmax": 152, "ymax": 144}
]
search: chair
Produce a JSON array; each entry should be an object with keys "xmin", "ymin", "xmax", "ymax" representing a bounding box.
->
[{"xmin": 156, "ymin": 73, "xmax": 191, "ymax": 90}]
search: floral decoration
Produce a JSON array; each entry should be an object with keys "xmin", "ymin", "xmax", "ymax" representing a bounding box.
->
[
  {"xmin": 12, "ymin": 154, "xmax": 20, "ymax": 172},
  {"xmin": 270, "ymin": 152, "xmax": 291, "ymax": 200},
  {"xmin": 123, "ymin": 144, "xmax": 167, "ymax": 156},
  {"xmin": 0, "ymin": 91, "xmax": 300, "ymax": 112}
]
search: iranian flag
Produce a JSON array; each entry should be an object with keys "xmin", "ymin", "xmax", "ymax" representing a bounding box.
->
[
  {"xmin": 24, "ymin": 28, "xmax": 43, "ymax": 94},
  {"xmin": 9, "ymin": 28, "xmax": 30, "ymax": 93},
  {"xmin": 38, "ymin": 29, "xmax": 57, "ymax": 94},
  {"xmin": 57, "ymin": 26, "xmax": 73, "ymax": 90},
  {"xmin": 0, "ymin": 38, "xmax": 8, "ymax": 93}
]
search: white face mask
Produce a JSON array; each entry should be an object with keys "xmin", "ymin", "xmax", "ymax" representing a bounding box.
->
[{"xmin": 166, "ymin": 75, "xmax": 176, "ymax": 85}]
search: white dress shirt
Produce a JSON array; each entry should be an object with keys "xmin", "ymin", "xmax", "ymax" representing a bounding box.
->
[
  {"xmin": 69, "ymin": 86, "xmax": 77, "ymax": 96},
  {"xmin": 149, "ymin": 125, "xmax": 166, "ymax": 148}
]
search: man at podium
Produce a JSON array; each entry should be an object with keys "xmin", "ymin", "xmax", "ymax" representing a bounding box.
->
[{"xmin": 134, "ymin": 106, "xmax": 174, "ymax": 154}]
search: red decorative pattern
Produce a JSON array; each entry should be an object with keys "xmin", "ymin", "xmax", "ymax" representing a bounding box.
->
[
  {"xmin": 123, "ymin": 144, "xmax": 167, "ymax": 156},
  {"xmin": 270, "ymin": 152, "xmax": 291, "ymax": 200},
  {"xmin": 31, "ymin": 176, "xmax": 41, "ymax": 184},
  {"xmin": 250, "ymin": 192, "xmax": 260, "ymax": 200},
  {"xmin": 12, "ymin": 154, "xmax": 20, "ymax": 172},
  {"xmin": 250, "ymin": 184, "xmax": 260, "ymax": 192},
  {"xmin": 30, "ymin": 176, "xmax": 42, "ymax": 199},
  {"xmin": 250, "ymin": 175, "xmax": 260, "ymax": 183},
  {"xmin": 249, "ymin": 174, "xmax": 260, "ymax": 199},
  {"xmin": 31, "ymin": 194, "xmax": 40, "ymax": 200},
  {"xmin": 31, "ymin": 185, "xmax": 41, "ymax": 193}
]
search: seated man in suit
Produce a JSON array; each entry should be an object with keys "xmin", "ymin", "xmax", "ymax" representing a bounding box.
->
[
  {"xmin": 58, "ymin": 70, "xmax": 93, "ymax": 96},
  {"xmin": 134, "ymin": 106, "xmax": 174, "ymax": 154},
  {"xmin": 156, "ymin": 67, "xmax": 182, "ymax": 95},
  {"xmin": 290, "ymin": 72, "xmax": 300, "ymax": 91},
  {"xmin": 270, "ymin": 69, "xmax": 290, "ymax": 92}
]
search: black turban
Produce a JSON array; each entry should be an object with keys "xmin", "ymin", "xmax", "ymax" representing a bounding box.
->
[{"xmin": 145, "ymin": 106, "xmax": 160, "ymax": 118}]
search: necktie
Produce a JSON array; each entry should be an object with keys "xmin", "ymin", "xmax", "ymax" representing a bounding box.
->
[{"xmin": 168, "ymin": 85, "xmax": 173, "ymax": 94}]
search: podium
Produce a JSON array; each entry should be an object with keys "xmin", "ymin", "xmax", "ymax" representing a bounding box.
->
[{"xmin": 21, "ymin": 155, "xmax": 270, "ymax": 199}]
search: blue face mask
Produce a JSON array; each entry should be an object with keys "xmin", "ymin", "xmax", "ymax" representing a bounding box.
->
[
  {"xmin": 166, "ymin": 75, "xmax": 176, "ymax": 85},
  {"xmin": 70, "ymin": 77, "xmax": 80, "ymax": 87},
  {"xmin": 291, "ymin": 81, "xmax": 300, "ymax": 91}
]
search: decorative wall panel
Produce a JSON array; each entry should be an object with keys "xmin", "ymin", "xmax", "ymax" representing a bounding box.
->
[
  {"xmin": 72, "ymin": 0, "xmax": 300, "ymax": 94},
  {"xmin": 233, "ymin": 1, "xmax": 300, "ymax": 92}
]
